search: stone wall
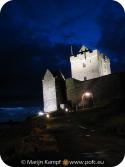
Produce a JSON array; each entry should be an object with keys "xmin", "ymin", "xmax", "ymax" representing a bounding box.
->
[
  {"xmin": 43, "ymin": 70, "xmax": 57, "ymax": 113},
  {"xmin": 55, "ymin": 75, "xmax": 67, "ymax": 108},
  {"xmin": 70, "ymin": 46, "xmax": 111, "ymax": 81},
  {"xmin": 66, "ymin": 72, "xmax": 125, "ymax": 107},
  {"xmin": 42, "ymin": 70, "xmax": 67, "ymax": 112}
]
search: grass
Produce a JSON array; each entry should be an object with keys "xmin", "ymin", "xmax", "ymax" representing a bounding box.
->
[{"xmin": 0, "ymin": 101, "xmax": 125, "ymax": 166}]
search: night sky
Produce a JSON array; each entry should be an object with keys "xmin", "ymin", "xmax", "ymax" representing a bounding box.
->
[{"xmin": 0, "ymin": 0, "xmax": 125, "ymax": 108}]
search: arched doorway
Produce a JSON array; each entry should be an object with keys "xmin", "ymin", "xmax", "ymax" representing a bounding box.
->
[{"xmin": 82, "ymin": 92, "xmax": 93, "ymax": 108}]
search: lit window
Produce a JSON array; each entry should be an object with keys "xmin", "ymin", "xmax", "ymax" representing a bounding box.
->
[
  {"xmin": 84, "ymin": 77, "xmax": 87, "ymax": 80},
  {"xmin": 83, "ymin": 63, "xmax": 86, "ymax": 68}
]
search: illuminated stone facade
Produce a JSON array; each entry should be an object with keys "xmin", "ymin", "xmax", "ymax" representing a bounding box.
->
[
  {"xmin": 42, "ymin": 70, "xmax": 66, "ymax": 113},
  {"xmin": 42, "ymin": 45, "xmax": 113, "ymax": 112},
  {"xmin": 70, "ymin": 46, "xmax": 111, "ymax": 81},
  {"xmin": 66, "ymin": 73, "xmax": 125, "ymax": 108}
]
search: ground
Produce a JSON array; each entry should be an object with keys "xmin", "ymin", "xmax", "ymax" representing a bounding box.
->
[{"xmin": 0, "ymin": 101, "xmax": 125, "ymax": 167}]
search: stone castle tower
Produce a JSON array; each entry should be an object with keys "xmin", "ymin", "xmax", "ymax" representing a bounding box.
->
[
  {"xmin": 70, "ymin": 45, "xmax": 111, "ymax": 81},
  {"xmin": 42, "ymin": 45, "xmax": 112, "ymax": 113},
  {"xmin": 42, "ymin": 70, "xmax": 67, "ymax": 113}
]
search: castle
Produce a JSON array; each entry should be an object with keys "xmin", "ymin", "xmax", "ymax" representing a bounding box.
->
[{"xmin": 42, "ymin": 45, "xmax": 125, "ymax": 113}]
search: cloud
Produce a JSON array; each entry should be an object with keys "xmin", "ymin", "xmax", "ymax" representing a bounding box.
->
[
  {"xmin": 0, "ymin": 106, "xmax": 40, "ymax": 122},
  {"xmin": 95, "ymin": 0, "xmax": 125, "ymax": 71},
  {"xmin": 0, "ymin": 0, "xmax": 125, "ymax": 105}
]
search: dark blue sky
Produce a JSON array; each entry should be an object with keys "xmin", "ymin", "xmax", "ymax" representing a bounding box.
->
[{"xmin": 0, "ymin": 0, "xmax": 125, "ymax": 106}]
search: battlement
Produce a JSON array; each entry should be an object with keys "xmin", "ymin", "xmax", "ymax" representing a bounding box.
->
[{"xmin": 70, "ymin": 49, "xmax": 100, "ymax": 61}]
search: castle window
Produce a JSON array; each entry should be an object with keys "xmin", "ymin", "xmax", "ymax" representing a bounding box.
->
[
  {"xmin": 85, "ymin": 55, "xmax": 86, "ymax": 59},
  {"xmin": 83, "ymin": 63, "xmax": 86, "ymax": 68},
  {"xmin": 84, "ymin": 77, "xmax": 87, "ymax": 81}
]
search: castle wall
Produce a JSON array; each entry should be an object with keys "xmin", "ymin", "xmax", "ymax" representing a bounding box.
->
[
  {"xmin": 42, "ymin": 70, "xmax": 67, "ymax": 113},
  {"xmin": 66, "ymin": 72, "xmax": 125, "ymax": 107},
  {"xmin": 55, "ymin": 75, "xmax": 67, "ymax": 107},
  {"xmin": 70, "ymin": 50, "xmax": 100, "ymax": 81},
  {"xmin": 70, "ymin": 46, "xmax": 111, "ymax": 81},
  {"xmin": 42, "ymin": 70, "xmax": 57, "ymax": 113}
]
